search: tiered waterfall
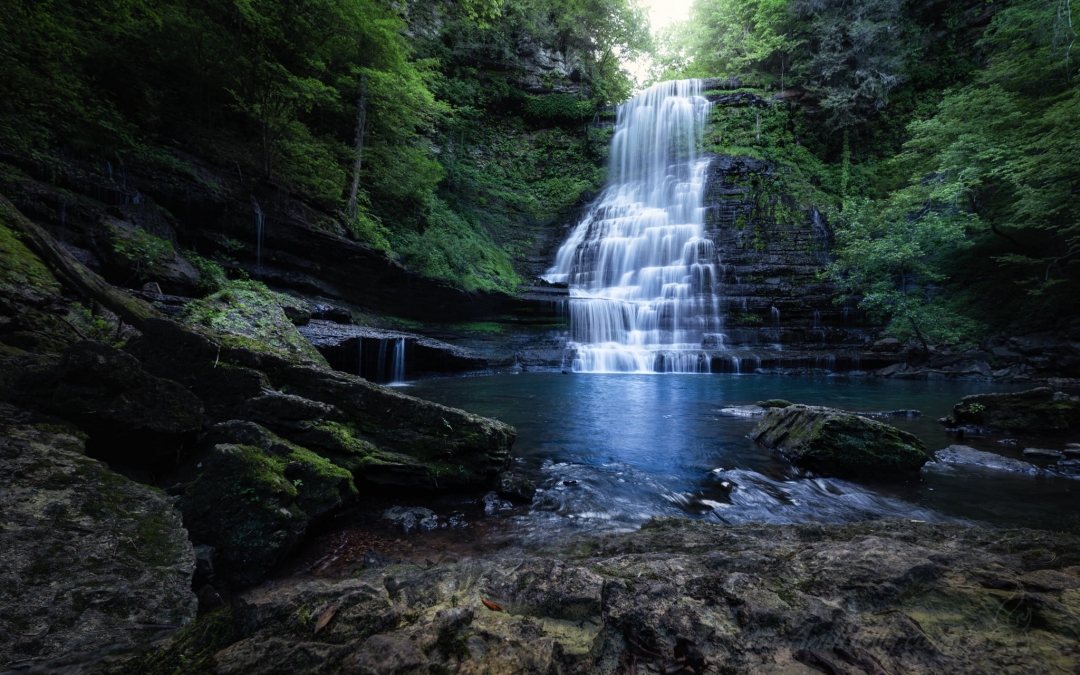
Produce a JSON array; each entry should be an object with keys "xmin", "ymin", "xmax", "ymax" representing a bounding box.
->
[{"xmin": 545, "ymin": 80, "xmax": 720, "ymax": 373}]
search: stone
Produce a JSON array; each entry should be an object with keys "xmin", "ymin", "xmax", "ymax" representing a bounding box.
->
[
  {"xmin": 1058, "ymin": 459, "xmax": 1080, "ymax": 474},
  {"xmin": 1064, "ymin": 447, "xmax": 1080, "ymax": 458},
  {"xmin": 750, "ymin": 404, "xmax": 930, "ymax": 476},
  {"xmin": 141, "ymin": 281, "xmax": 163, "ymax": 294},
  {"xmin": 872, "ymin": 337, "xmax": 901, "ymax": 352},
  {"xmin": 0, "ymin": 403, "xmax": 196, "ymax": 666},
  {"xmin": 6, "ymin": 340, "xmax": 204, "ymax": 469},
  {"xmin": 932, "ymin": 445, "xmax": 1038, "ymax": 473},
  {"xmin": 181, "ymin": 421, "xmax": 357, "ymax": 587},
  {"xmin": 497, "ymin": 471, "xmax": 537, "ymax": 503},
  {"xmin": 483, "ymin": 490, "xmax": 513, "ymax": 514},
  {"xmin": 1066, "ymin": 443, "xmax": 1080, "ymax": 448},
  {"xmin": 1023, "ymin": 447, "xmax": 1065, "ymax": 459},
  {"xmin": 110, "ymin": 519, "xmax": 1080, "ymax": 675},
  {"xmin": 951, "ymin": 387, "xmax": 1080, "ymax": 434},
  {"xmin": 382, "ymin": 506, "xmax": 438, "ymax": 533}
]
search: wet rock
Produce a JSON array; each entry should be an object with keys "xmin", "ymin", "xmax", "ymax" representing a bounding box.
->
[
  {"xmin": 750, "ymin": 404, "xmax": 930, "ymax": 476},
  {"xmin": 1058, "ymin": 459, "xmax": 1080, "ymax": 474},
  {"xmin": 483, "ymin": 491, "xmax": 513, "ymax": 514},
  {"xmin": 497, "ymin": 471, "xmax": 537, "ymax": 503},
  {"xmin": 0, "ymin": 403, "xmax": 196, "ymax": 666},
  {"xmin": 1064, "ymin": 447, "xmax": 1080, "ymax": 458},
  {"xmin": 951, "ymin": 387, "xmax": 1080, "ymax": 434},
  {"xmin": 118, "ymin": 519, "xmax": 1080, "ymax": 675},
  {"xmin": 180, "ymin": 421, "xmax": 357, "ymax": 587},
  {"xmin": 716, "ymin": 405, "xmax": 766, "ymax": 417},
  {"xmin": 5, "ymin": 340, "xmax": 204, "ymax": 469},
  {"xmin": 382, "ymin": 506, "xmax": 438, "ymax": 533},
  {"xmin": 932, "ymin": 445, "xmax": 1038, "ymax": 473},
  {"xmin": 1023, "ymin": 447, "xmax": 1065, "ymax": 459}
]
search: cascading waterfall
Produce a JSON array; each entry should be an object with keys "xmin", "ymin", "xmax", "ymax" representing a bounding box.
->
[{"xmin": 544, "ymin": 80, "xmax": 719, "ymax": 373}]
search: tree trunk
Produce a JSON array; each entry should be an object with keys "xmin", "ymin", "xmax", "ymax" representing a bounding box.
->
[
  {"xmin": 0, "ymin": 194, "xmax": 155, "ymax": 330},
  {"xmin": 347, "ymin": 76, "xmax": 369, "ymax": 222}
]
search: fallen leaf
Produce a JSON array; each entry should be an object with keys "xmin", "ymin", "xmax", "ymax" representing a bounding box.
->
[
  {"xmin": 481, "ymin": 598, "xmax": 503, "ymax": 612},
  {"xmin": 313, "ymin": 604, "xmax": 339, "ymax": 635}
]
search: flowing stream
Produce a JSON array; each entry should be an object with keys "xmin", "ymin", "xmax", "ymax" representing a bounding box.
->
[{"xmin": 545, "ymin": 80, "xmax": 721, "ymax": 373}]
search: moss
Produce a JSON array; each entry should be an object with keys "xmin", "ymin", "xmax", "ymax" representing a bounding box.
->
[
  {"xmin": 0, "ymin": 216, "xmax": 61, "ymax": 302},
  {"xmin": 757, "ymin": 399, "xmax": 793, "ymax": 409},
  {"xmin": 953, "ymin": 388, "xmax": 1080, "ymax": 434},
  {"xmin": 181, "ymin": 280, "xmax": 326, "ymax": 365}
]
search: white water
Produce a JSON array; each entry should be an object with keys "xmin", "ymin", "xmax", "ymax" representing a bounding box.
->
[{"xmin": 544, "ymin": 80, "xmax": 719, "ymax": 373}]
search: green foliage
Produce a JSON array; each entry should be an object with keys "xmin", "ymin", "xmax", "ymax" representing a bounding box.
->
[
  {"xmin": 523, "ymin": 94, "xmax": 596, "ymax": 120},
  {"xmin": 182, "ymin": 251, "xmax": 229, "ymax": 296},
  {"xmin": 109, "ymin": 226, "xmax": 175, "ymax": 283}
]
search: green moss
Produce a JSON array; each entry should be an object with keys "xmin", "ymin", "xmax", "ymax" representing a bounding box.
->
[
  {"xmin": 0, "ymin": 215, "xmax": 61, "ymax": 301},
  {"xmin": 182, "ymin": 280, "xmax": 326, "ymax": 364}
]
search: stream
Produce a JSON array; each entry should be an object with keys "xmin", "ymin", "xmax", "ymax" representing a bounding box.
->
[{"xmin": 405, "ymin": 373, "xmax": 1080, "ymax": 543}]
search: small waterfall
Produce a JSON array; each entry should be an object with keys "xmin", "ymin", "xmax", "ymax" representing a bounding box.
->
[
  {"xmin": 770, "ymin": 305, "xmax": 780, "ymax": 328},
  {"xmin": 251, "ymin": 198, "xmax": 264, "ymax": 278},
  {"xmin": 391, "ymin": 338, "xmax": 405, "ymax": 383},
  {"xmin": 376, "ymin": 339, "xmax": 388, "ymax": 381},
  {"xmin": 544, "ymin": 80, "xmax": 717, "ymax": 373},
  {"xmin": 812, "ymin": 310, "xmax": 821, "ymax": 329}
]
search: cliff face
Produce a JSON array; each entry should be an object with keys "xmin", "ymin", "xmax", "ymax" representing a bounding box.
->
[{"xmin": 702, "ymin": 154, "xmax": 885, "ymax": 370}]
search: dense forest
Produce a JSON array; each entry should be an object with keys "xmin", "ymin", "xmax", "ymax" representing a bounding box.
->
[{"xmin": 2, "ymin": 0, "xmax": 1078, "ymax": 344}]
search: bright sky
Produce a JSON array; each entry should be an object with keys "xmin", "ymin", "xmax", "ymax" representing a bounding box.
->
[
  {"xmin": 642, "ymin": 0, "xmax": 694, "ymax": 31},
  {"xmin": 626, "ymin": 0, "xmax": 695, "ymax": 87}
]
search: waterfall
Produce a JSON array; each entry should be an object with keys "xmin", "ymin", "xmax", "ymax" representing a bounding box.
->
[
  {"xmin": 251, "ymin": 198, "xmax": 264, "ymax": 279},
  {"xmin": 391, "ymin": 338, "xmax": 405, "ymax": 383},
  {"xmin": 544, "ymin": 80, "xmax": 718, "ymax": 373}
]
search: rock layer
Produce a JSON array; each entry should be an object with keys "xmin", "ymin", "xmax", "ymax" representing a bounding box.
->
[
  {"xmin": 94, "ymin": 519, "xmax": 1080, "ymax": 675},
  {"xmin": 951, "ymin": 387, "xmax": 1080, "ymax": 434}
]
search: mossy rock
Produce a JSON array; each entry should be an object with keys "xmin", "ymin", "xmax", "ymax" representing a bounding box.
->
[
  {"xmin": 181, "ymin": 421, "xmax": 357, "ymax": 587},
  {"xmin": 182, "ymin": 281, "xmax": 326, "ymax": 365},
  {"xmin": 756, "ymin": 399, "xmax": 793, "ymax": 409},
  {"xmin": 952, "ymin": 388, "xmax": 1080, "ymax": 434},
  {"xmin": 750, "ymin": 404, "xmax": 930, "ymax": 476}
]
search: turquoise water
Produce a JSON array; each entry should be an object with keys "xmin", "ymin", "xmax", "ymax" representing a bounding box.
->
[{"xmin": 408, "ymin": 373, "xmax": 1080, "ymax": 539}]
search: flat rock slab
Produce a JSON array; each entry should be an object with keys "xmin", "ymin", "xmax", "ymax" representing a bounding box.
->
[
  {"xmin": 933, "ymin": 445, "xmax": 1039, "ymax": 473},
  {"xmin": 101, "ymin": 519, "xmax": 1080, "ymax": 675},
  {"xmin": 0, "ymin": 404, "xmax": 196, "ymax": 667},
  {"xmin": 298, "ymin": 320, "xmax": 488, "ymax": 374},
  {"xmin": 952, "ymin": 387, "xmax": 1080, "ymax": 434}
]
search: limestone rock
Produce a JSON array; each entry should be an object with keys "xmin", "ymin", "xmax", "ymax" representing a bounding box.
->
[
  {"xmin": 0, "ymin": 404, "xmax": 196, "ymax": 666},
  {"xmin": 497, "ymin": 471, "xmax": 537, "ymax": 504},
  {"xmin": 750, "ymin": 403, "xmax": 930, "ymax": 476},
  {"xmin": 951, "ymin": 387, "xmax": 1080, "ymax": 434}
]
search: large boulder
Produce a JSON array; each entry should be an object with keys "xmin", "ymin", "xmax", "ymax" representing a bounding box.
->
[
  {"xmin": 180, "ymin": 421, "xmax": 357, "ymax": 587},
  {"xmin": 950, "ymin": 387, "xmax": 1080, "ymax": 434},
  {"xmin": 0, "ymin": 403, "xmax": 196, "ymax": 666},
  {"xmin": 750, "ymin": 404, "xmax": 930, "ymax": 476},
  {"xmin": 4, "ymin": 340, "xmax": 204, "ymax": 469}
]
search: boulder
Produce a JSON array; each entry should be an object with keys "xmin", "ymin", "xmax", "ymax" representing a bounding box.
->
[
  {"xmin": 0, "ymin": 403, "xmax": 196, "ymax": 665},
  {"xmin": 180, "ymin": 421, "xmax": 357, "ymax": 587},
  {"xmin": 933, "ymin": 445, "xmax": 1038, "ymax": 473},
  {"xmin": 755, "ymin": 399, "xmax": 793, "ymax": 409},
  {"xmin": 1023, "ymin": 448, "xmax": 1065, "ymax": 459},
  {"xmin": 950, "ymin": 388, "xmax": 1080, "ymax": 434},
  {"xmin": 5, "ymin": 340, "xmax": 204, "ymax": 469},
  {"xmin": 750, "ymin": 404, "xmax": 930, "ymax": 476},
  {"xmin": 498, "ymin": 471, "xmax": 537, "ymax": 503},
  {"xmin": 382, "ymin": 506, "xmax": 438, "ymax": 533}
]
